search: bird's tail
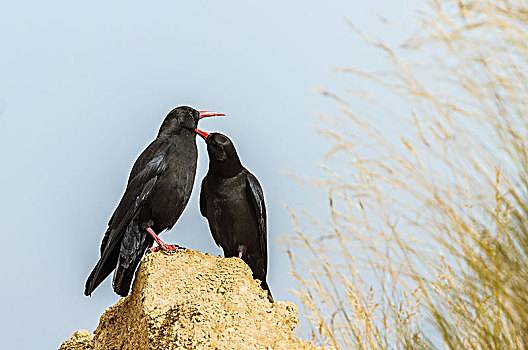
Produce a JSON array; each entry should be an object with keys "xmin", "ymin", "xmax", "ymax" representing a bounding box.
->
[
  {"xmin": 84, "ymin": 246, "xmax": 119, "ymax": 296},
  {"xmin": 112, "ymin": 223, "xmax": 149, "ymax": 297},
  {"xmin": 260, "ymin": 280, "xmax": 274, "ymax": 303}
]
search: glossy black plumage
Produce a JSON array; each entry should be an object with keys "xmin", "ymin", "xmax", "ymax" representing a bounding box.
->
[
  {"xmin": 85, "ymin": 106, "xmax": 215, "ymax": 297},
  {"xmin": 198, "ymin": 133, "xmax": 273, "ymax": 301}
]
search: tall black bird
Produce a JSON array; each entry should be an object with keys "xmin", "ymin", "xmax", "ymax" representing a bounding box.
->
[
  {"xmin": 196, "ymin": 129, "xmax": 273, "ymax": 302},
  {"xmin": 84, "ymin": 106, "xmax": 225, "ymax": 297}
]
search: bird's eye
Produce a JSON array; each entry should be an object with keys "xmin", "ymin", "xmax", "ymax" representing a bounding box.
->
[
  {"xmin": 211, "ymin": 137, "xmax": 222, "ymax": 147},
  {"xmin": 217, "ymin": 135, "xmax": 229, "ymax": 144}
]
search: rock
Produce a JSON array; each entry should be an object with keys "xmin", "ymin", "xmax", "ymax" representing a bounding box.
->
[
  {"xmin": 59, "ymin": 330, "xmax": 94, "ymax": 350},
  {"xmin": 60, "ymin": 249, "xmax": 318, "ymax": 350}
]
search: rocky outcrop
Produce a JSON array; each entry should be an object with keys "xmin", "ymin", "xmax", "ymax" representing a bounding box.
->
[{"xmin": 60, "ymin": 249, "xmax": 317, "ymax": 350}]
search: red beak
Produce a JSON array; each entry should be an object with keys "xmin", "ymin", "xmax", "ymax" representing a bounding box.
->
[
  {"xmin": 194, "ymin": 128, "xmax": 210, "ymax": 140},
  {"xmin": 199, "ymin": 111, "xmax": 226, "ymax": 119}
]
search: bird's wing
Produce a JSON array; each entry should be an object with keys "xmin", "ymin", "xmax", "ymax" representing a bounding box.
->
[
  {"xmin": 245, "ymin": 172, "xmax": 267, "ymax": 266},
  {"xmin": 99, "ymin": 138, "xmax": 171, "ymax": 254},
  {"xmin": 86, "ymin": 150, "xmax": 167, "ymax": 295},
  {"xmin": 102, "ymin": 152, "xmax": 166, "ymax": 255}
]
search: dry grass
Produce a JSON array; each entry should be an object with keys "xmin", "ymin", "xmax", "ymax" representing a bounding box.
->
[{"xmin": 283, "ymin": 1, "xmax": 528, "ymax": 349}]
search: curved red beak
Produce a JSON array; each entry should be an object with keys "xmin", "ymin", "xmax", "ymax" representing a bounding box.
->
[
  {"xmin": 199, "ymin": 111, "xmax": 226, "ymax": 119},
  {"xmin": 194, "ymin": 128, "xmax": 210, "ymax": 140}
]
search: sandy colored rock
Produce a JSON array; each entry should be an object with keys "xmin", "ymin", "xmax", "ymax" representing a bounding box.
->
[
  {"xmin": 60, "ymin": 249, "xmax": 318, "ymax": 350},
  {"xmin": 59, "ymin": 330, "xmax": 94, "ymax": 350}
]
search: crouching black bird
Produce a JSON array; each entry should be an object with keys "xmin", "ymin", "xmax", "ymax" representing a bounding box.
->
[
  {"xmin": 196, "ymin": 129, "xmax": 273, "ymax": 302},
  {"xmin": 84, "ymin": 106, "xmax": 225, "ymax": 297}
]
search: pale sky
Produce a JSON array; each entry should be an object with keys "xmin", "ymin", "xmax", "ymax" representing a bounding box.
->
[{"xmin": 0, "ymin": 1, "xmax": 414, "ymax": 348}]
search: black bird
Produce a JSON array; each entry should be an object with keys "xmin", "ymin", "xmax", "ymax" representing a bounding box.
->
[
  {"xmin": 84, "ymin": 106, "xmax": 225, "ymax": 297},
  {"xmin": 196, "ymin": 129, "xmax": 273, "ymax": 302}
]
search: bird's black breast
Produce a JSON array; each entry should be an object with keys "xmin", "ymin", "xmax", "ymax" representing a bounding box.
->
[
  {"xmin": 201, "ymin": 172, "xmax": 256, "ymax": 253},
  {"xmin": 136, "ymin": 135, "xmax": 198, "ymax": 231}
]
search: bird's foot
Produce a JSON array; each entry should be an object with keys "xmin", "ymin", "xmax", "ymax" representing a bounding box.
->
[
  {"xmin": 237, "ymin": 252, "xmax": 243, "ymax": 259},
  {"xmin": 149, "ymin": 243, "xmax": 184, "ymax": 255},
  {"xmin": 145, "ymin": 227, "xmax": 185, "ymax": 255}
]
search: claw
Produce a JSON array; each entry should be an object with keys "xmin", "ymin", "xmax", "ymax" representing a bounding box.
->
[
  {"xmin": 145, "ymin": 227, "xmax": 184, "ymax": 255},
  {"xmin": 149, "ymin": 244, "xmax": 179, "ymax": 254}
]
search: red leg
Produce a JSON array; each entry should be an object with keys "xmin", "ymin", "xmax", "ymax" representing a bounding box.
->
[
  {"xmin": 146, "ymin": 227, "xmax": 179, "ymax": 254},
  {"xmin": 237, "ymin": 252, "xmax": 242, "ymax": 259}
]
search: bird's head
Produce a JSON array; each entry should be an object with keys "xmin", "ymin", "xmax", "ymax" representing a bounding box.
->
[
  {"xmin": 195, "ymin": 130, "xmax": 243, "ymax": 176},
  {"xmin": 158, "ymin": 106, "xmax": 225, "ymax": 137}
]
